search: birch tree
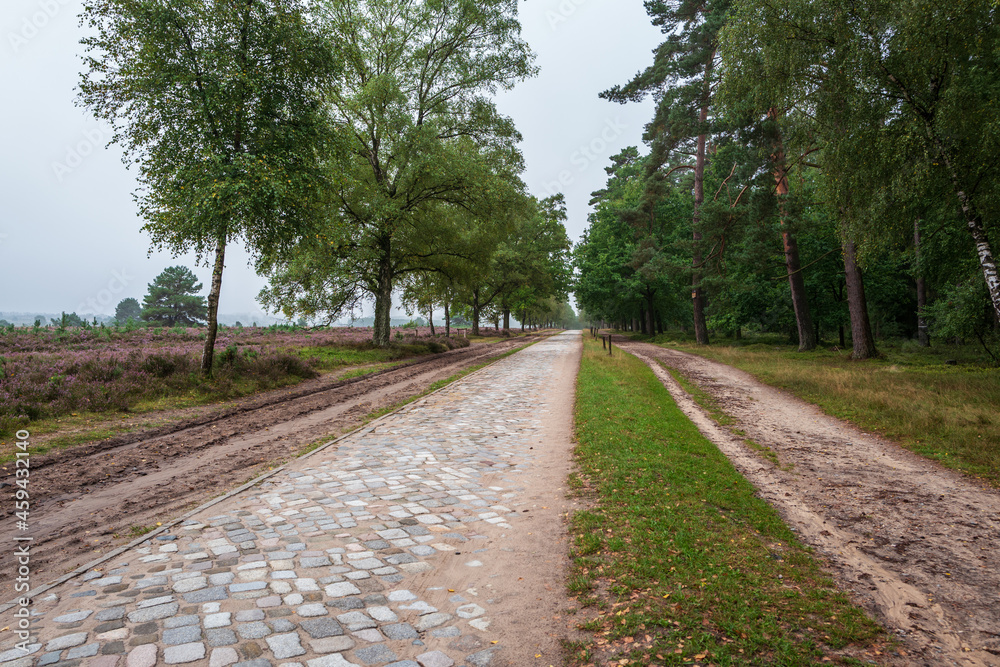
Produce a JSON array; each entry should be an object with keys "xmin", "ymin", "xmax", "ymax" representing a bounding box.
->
[{"xmin": 79, "ymin": 0, "xmax": 340, "ymax": 374}]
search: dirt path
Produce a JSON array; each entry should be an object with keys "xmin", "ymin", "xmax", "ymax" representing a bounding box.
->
[
  {"xmin": 471, "ymin": 330, "xmax": 584, "ymax": 667},
  {"xmin": 0, "ymin": 337, "xmax": 540, "ymax": 588},
  {"xmin": 618, "ymin": 340, "xmax": 1000, "ymax": 667}
]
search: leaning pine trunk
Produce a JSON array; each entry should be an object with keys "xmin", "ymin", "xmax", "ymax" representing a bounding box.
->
[
  {"xmin": 769, "ymin": 109, "xmax": 815, "ymax": 352},
  {"xmin": 201, "ymin": 237, "xmax": 227, "ymax": 376},
  {"xmin": 444, "ymin": 301, "xmax": 451, "ymax": 337},
  {"xmin": 428, "ymin": 306, "xmax": 435, "ymax": 337},
  {"xmin": 843, "ymin": 239, "xmax": 878, "ymax": 359}
]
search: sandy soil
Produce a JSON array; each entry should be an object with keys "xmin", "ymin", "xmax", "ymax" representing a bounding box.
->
[
  {"xmin": 483, "ymin": 332, "xmax": 585, "ymax": 667},
  {"xmin": 0, "ymin": 337, "xmax": 539, "ymax": 589},
  {"xmin": 618, "ymin": 340, "xmax": 1000, "ymax": 667}
]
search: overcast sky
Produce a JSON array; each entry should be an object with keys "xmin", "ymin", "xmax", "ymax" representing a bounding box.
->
[{"xmin": 0, "ymin": 0, "xmax": 661, "ymax": 318}]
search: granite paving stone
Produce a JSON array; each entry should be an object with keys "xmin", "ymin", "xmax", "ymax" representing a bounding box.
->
[
  {"xmin": 414, "ymin": 652, "xmax": 453, "ymax": 667},
  {"xmin": 305, "ymin": 655, "xmax": 359, "ymax": 667},
  {"xmin": 264, "ymin": 634, "xmax": 305, "ymax": 660},
  {"xmin": 163, "ymin": 642, "xmax": 206, "ymax": 664},
  {"xmin": 65, "ymin": 644, "xmax": 99, "ymax": 660},
  {"xmin": 353, "ymin": 644, "xmax": 396, "ymax": 665},
  {"xmin": 125, "ymin": 645, "xmax": 156, "ymax": 667}
]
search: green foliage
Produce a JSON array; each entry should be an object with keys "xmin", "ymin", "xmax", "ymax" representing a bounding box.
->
[
  {"xmin": 50, "ymin": 312, "xmax": 86, "ymax": 328},
  {"xmin": 115, "ymin": 297, "xmax": 141, "ymax": 324},
  {"xmin": 79, "ymin": 0, "xmax": 341, "ymax": 261},
  {"xmin": 141, "ymin": 266, "xmax": 208, "ymax": 327},
  {"xmin": 261, "ymin": 0, "xmax": 536, "ymax": 346},
  {"xmin": 79, "ymin": 0, "xmax": 343, "ymax": 372},
  {"xmin": 926, "ymin": 280, "xmax": 1000, "ymax": 363}
]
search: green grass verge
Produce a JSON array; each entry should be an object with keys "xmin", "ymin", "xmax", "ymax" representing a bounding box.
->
[
  {"xmin": 644, "ymin": 335, "xmax": 1000, "ymax": 485},
  {"xmin": 298, "ymin": 345, "xmax": 408, "ymax": 368},
  {"xmin": 569, "ymin": 336, "xmax": 890, "ymax": 666}
]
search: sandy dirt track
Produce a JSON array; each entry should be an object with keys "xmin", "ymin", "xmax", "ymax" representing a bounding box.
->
[
  {"xmin": 618, "ymin": 340, "xmax": 1000, "ymax": 667},
  {"xmin": 0, "ymin": 337, "xmax": 540, "ymax": 589}
]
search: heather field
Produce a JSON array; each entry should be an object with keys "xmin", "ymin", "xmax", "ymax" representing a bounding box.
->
[{"xmin": 0, "ymin": 325, "xmax": 475, "ymax": 437}]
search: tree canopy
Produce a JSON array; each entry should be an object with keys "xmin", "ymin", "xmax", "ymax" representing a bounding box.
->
[
  {"xmin": 80, "ymin": 0, "xmax": 341, "ymax": 370},
  {"xmin": 576, "ymin": 0, "xmax": 1000, "ymax": 361},
  {"xmin": 141, "ymin": 266, "xmax": 208, "ymax": 327}
]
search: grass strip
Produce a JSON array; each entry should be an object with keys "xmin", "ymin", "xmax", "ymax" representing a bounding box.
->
[
  {"xmin": 569, "ymin": 336, "xmax": 889, "ymax": 666},
  {"xmin": 654, "ymin": 337, "xmax": 1000, "ymax": 485}
]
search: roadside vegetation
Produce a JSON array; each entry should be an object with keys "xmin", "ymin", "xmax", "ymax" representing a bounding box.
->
[
  {"xmin": 0, "ymin": 324, "xmax": 473, "ymax": 443},
  {"xmin": 570, "ymin": 336, "xmax": 890, "ymax": 666},
  {"xmin": 640, "ymin": 333, "xmax": 1000, "ymax": 486}
]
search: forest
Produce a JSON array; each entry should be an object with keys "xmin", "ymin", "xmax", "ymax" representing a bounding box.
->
[{"xmin": 574, "ymin": 0, "xmax": 1000, "ymax": 362}]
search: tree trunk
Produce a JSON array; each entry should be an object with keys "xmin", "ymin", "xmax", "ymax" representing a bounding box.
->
[
  {"xmin": 502, "ymin": 307, "xmax": 510, "ymax": 333},
  {"xmin": 445, "ymin": 301, "xmax": 451, "ymax": 337},
  {"xmin": 200, "ymin": 237, "xmax": 227, "ymax": 376},
  {"xmin": 428, "ymin": 306, "xmax": 435, "ymax": 337},
  {"xmin": 914, "ymin": 219, "xmax": 929, "ymax": 347},
  {"xmin": 691, "ymin": 51, "xmax": 714, "ymax": 346},
  {"xmin": 928, "ymin": 131, "xmax": 1000, "ymax": 323},
  {"xmin": 472, "ymin": 288, "xmax": 481, "ymax": 336},
  {"xmin": 373, "ymin": 237, "xmax": 393, "ymax": 347},
  {"xmin": 769, "ymin": 110, "xmax": 815, "ymax": 352},
  {"xmin": 783, "ymin": 230, "xmax": 815, "ymax": 351},
  {"xmin": 843, "ymin": 239, "xmax": 878, "ymax": 359},
  {"xmin": 646, "ymin": 291, "xmax": 656, "ymax": 337},
  {"xmin": 962, "ymin": 202, "xmax": 1000, "ymax": 324}
]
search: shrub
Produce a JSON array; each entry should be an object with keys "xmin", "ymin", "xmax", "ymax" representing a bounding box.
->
[{"xmin": 142, "ymin": 353, "xmax": 192, "ymax": 378}]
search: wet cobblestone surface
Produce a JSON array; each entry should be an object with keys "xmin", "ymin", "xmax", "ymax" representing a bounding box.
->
[{"xmin": 1, "ymin": 333, "xmax": 580, "ymax": 667}]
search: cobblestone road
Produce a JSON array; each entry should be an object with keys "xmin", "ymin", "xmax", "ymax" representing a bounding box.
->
[{"xmin": 1, "ymin": 332, "xmax": 581, "ymax": 667}]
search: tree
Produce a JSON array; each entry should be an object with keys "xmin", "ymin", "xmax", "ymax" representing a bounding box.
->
[
  {"xmin": 718, "ymin": 0, "xmax": 1000, "ymax": 356},
  {"xmin": 602, "ymin": 0, "xmax": 733, "ymax": 345},
  {"xmin": 51, "ymin": 313, "xmax": 85, "ymax": 328},
  {"xmin": 276, "ymin": 0, "xmax": 536, "ymax": 347},
  {"xmin": 79, "ymin": 0, "xmax": 341, "ymax": 374},
  {"xmin": 141, "ymin": 266, "xmax": 208, "ymax": 327},
  {"xmin": 455, "ymin": 195, "xmax": 572, "ymax": 335},
  {"xmin": 115, "ymin": 297, "xmax": 142, "ymax": 324}
]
